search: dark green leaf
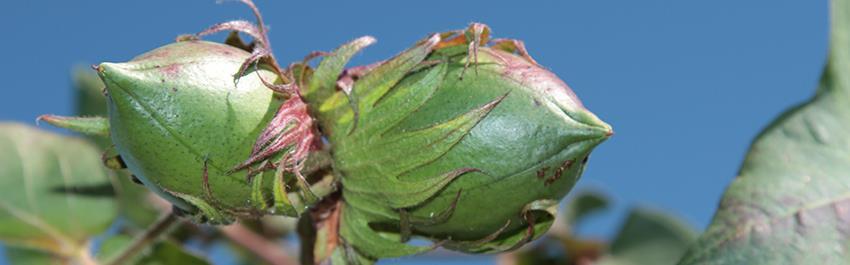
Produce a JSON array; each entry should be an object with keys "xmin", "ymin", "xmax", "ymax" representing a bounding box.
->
[
  {"xmin": 563, "ymin": 191, "xmax": 609, "ymax": 229},
  {"xmin": 5, "ymin": 246, "xmax": 63, "ymax": 265},
  {"xmin": 97, "ymin": 235, "xmax": 138, "ymax": 264},
  {"xmin": 678, "ymin": 1, "xmax": 850, "ymax": 264},
  {"xmin": 597, "ymin": 208, "xmax": 696, "ymax": 265},
  {"xmin": 0, "ymin": 123, "xmax": 117, "ymax": 255},
  {"xmin": 137, "ymin": 241, "xmax": 209, "ymax": 265},
  {"xmin": 73, "ymin": 67, "xmax": 108, "ymax": 121},
  {"xmin": 97, "ymin": 235, "xmax": 209, "ymax": 265}
]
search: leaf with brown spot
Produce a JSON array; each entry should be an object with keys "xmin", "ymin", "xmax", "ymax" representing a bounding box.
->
[{"xmin": 678, "ymin": 1, "xmax": 850, "ymax": 264}]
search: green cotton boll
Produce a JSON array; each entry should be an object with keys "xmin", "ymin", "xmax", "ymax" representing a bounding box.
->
[
  {"xmin": 97, "ymin": 40, "xmax": 293, "ymax": 223},
  {"xmin": 302, "ymin": 27, "xmax": 611, "ymax": 260}
]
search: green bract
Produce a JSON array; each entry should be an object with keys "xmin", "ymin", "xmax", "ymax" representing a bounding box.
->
[
  {"xmin": 301, "ymin": 25, "xmax": 612, "ymax": 261},
  {"xmin": 97, "ymin": 40, "xmax": 309, "ymax": 223}
]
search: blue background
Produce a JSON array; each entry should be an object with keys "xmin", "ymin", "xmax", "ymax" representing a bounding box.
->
[{"xmin": 0, "ymin": 0, "xmax": 829, "ymax": 264}]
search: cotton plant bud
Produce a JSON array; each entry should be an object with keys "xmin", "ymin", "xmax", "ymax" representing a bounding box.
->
[
  {"xmin": 300, "ymin": 24, "xmax": 612, "ymax": 261},
  {"xmin": 98, "ymin": 40, "xmax": 315, "ymax": 224}
]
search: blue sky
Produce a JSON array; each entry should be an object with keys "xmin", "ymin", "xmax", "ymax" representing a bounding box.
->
[{"xmin": 0, "ymin": 0, "xmax": 830, "ymax": 264}]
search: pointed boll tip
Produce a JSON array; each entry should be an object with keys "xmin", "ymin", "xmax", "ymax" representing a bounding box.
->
[
  {"xmin": 95, "ymin": 62, "xmax": 123, "ymax": 75},
  {"xmin": 95, "ymin": 63, "xmax": 116, "ymax": 92},
  {"xmin": 94, "ymin": 62, "xmax": 113, "ymax": 81},
  {"xmin": 601, "ymin": 126, "xmax": 614, "ymax": 140},
  {"xmin": 574, "ymin": 108, "xmax": 613, "ymax": 142},
  {"xmin": 96, "ymin": 62, "xmax": 138, "ymax": 77},
  {"xmin": 593, "ymin": 116, "xmax": 614, "ymax": 140},
  {"xmin": 95, "ymin": 62, "xmax": 137, "ymax": 94}
]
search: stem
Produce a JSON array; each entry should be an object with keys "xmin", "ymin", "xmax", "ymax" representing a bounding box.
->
[
  {"xmin": 219, "ymin": 223, "xmax": 296, "ymax": 265},
  {"xmin": 297, "ymin": 214, "xmax": 317, "ymax": 265},
  {"xmin": 105, "ymin": 211, "xmax": 180, "ymax": 265}
]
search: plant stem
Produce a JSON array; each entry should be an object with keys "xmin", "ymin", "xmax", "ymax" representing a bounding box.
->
[{"xmin": 105, "ymin": 211, "xmax": 180, "ymax": 265}]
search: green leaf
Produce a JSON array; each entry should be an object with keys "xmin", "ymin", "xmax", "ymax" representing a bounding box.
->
[
  {"xmin": 137, "ymin": 241, "xmax": 209, "ymax": 265},
  {"xmin": 597, "ymin": 208, "xmax": 696, "ymax": 265},
  {"xmin": 678, "ymin": 1, "xmax": 850, "ymax": 264},
  {"xmin": 0, "ymin": 123, "xmax": 117, "ymax": 255},
  {"xmin": 97, "ymin": 235, "xmax": 138, "ymax": 264},
  {"xmin": 97, "ymin": 235, "xmax": 209, "ymax": 265},
  {"xmin": 563, "ymin": 191, "xmax": 609, "ymax": 229},
  {"xmin": 5, "ymin": 246, "xmax": 63, "ymax": 265},
  {"xmin": 74, "ymin": 67, "xmax": 108, "ymax": 119}
]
